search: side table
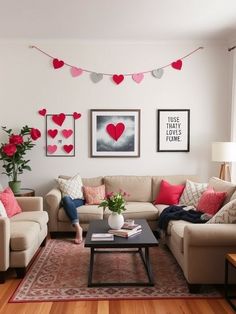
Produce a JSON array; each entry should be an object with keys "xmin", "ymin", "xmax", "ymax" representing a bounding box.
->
[
  {"xmin": 225, "ymin": 253, "xmax": 236, "ymax": 311},
  {"xmin": 14, "ymin": 188, "xmax": 35, "ymax": 197}
]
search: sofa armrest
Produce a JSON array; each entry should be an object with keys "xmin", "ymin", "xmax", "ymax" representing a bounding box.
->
[
  {"xmin": 0, "ymin": 218, "xmax": 10, "ymax": 272},
  {"xmin": 16, "ymin": 197, "xmax": 43, "ymax": 212},
  {"xmin": 45, "ymin": 188, "xmax": 62, "ymax": 232},
  {"xmin": 184, "ymin": 224, "xmax": 236, "ymax": 247}
]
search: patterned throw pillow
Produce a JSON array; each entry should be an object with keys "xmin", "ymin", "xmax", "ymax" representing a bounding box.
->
[
  {"xmin": 0, "ymin": 200, "xmax": 7, "ymax": 218},
  {"xmin": 0, "ymin": 187, "xmax": 22, "ymax": 218},
  {"xmin": 57, "ymin": 173, "xmax": 84, "ymax": 199},
  {"xmin": 207, "ymin": 199, "xmax": 236, "ymax": 224},
  {"xmin": 196, "ymin": 187, "xmax": 226, "ymax": 215},
  {"xmin": 83, "ymin": 185, "xmax": 106, "ymax": 205},
  {"xmin": 179, "ymin": 180, "xmax": 208, "ymax": 207}
]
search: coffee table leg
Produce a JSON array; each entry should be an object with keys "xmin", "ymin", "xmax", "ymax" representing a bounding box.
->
[
  {"xmin": 88, "ymin": 248, "xmax": 94, "ymax": 287},
  {"xmin": 139, "ymin": 247, "xmax": 154, "ymax": 286}
]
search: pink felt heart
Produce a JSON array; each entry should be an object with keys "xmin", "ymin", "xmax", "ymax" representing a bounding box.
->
[
  {"xmin": 62, "ymin": 129, "xmax": 73, "ymax": 138},
  {"xmin": 63, "ymin": 144, "xmax": 74, "ymax": 154},
  {"xmin": 106, "ymin": 123, "xmax": 125, "ymax": 141},
  {"xmin": 53, "ymin": 58, "xmax": 64, "ymax": 69},
  {"xmin": 132, "ymin": 73, "xmax": 144, "ymax": 84},
  {"xmin": 73, "ymin": 112, "xmax": 82, "ymax": 120},
  {"xmin": 48, "ymin": 129, "xmax": 58, "ymax": 138},
  {"xmin": 70, "ymin": 67, "xmax": 83, "ymax": 77},
  {"xmin": 171, "ymin": 59, "xmax": 182, "ymax": 70},
  {"xmin": 47, "ymin": 145, "xmax": 57, "ymax": 154},
  {"xmin": 38, "ymin": 108, "xmax": 47, "ymax": 116},
  {"xmin": 52, "ymin": 113, "xmax": 66, "ymax": 126},
  {"xmin": 112, "ymin": 74, "xmax": 124, "ymax": 85}
]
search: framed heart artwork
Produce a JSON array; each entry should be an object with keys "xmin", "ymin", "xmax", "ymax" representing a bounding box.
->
[
  {"xmin": 46, "ymin": 114, "xmax": 75, "ymax": 157},
  {"xmin": 90, "ymin": 109, "xmax": 140, "ymax": 157}
]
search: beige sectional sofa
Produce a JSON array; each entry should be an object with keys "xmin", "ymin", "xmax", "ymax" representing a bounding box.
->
[
  {"xmin": 45, "ymin": 175, "xmax": 236, "ymax": 290},
  {"xmin": 0, "ymin": 197, "xmax": 48, "ymax": 283}
]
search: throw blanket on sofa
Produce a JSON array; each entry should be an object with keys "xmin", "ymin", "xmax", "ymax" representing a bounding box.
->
[{"xmin": 158, "ymin": 205, "xmax": 211, "ymax": 232}]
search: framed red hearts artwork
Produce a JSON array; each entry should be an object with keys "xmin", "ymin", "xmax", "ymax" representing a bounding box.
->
[
  {"xmin": 46, "ymin": 114, "xmax": 75, "ymax": 157},
  {"xmin": 90, "ymin": 109, "xmax": 140, "ymax": 157}
]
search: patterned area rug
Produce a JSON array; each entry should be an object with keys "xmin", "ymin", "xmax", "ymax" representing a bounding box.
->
[{"xmin": 10, "ymin": 239, "xmax": 221, "ymax": 302}]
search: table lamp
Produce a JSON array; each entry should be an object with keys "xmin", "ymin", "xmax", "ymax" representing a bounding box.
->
[{"xmin": 212, "ymin": 142, "xmax": 236, "ymax": 181}]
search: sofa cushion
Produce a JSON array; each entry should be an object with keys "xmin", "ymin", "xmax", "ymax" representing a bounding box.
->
[
  {"xmin": 170, "ymin": 221, "xmax": 192, "ymax": 253},
  {"xmin": 103, "ymin": 202, "xmax": 159, "ymax": 221},
  {"xmin": 10, "ymin": 221, "xmax": 40, "ymax": 251},
  {"xmin": 104, "ymin": 176, "xmax": 152, "ymax": 202},
  {"xmin": 82, "ymin": 177, "xmax": 104, "ymax": 187},
  {"xmin": 10, "ymin": 211, "xmax": 49, "ymax": 230},
  {"xmin": 58, "ymin": 205, "xmax": 103, "ymax": 223},
  {"xmin": 208, "ymin": 177, "xmax": 236, "ymax": 204}
]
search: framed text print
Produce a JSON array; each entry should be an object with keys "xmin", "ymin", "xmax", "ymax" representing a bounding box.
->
[
  {"xmin": 46, "ymin": 114, "xmax": 75, "ymax": 157},
  {"xmin": 157, "ymin": 109, "xmax": 190, "ymax": 152},
  {"xmin": 91, "ymin": 109, "xmax": 140, "ymax": 157}
]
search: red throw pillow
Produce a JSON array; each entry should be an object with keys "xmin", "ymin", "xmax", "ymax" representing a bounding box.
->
[
  {"xmin": 154, "ymin": 180, "xmax": 185, "ymax": 205},
  {"xmin": 196, "ymin": 187, "xmax": 226, "ymax": 215},
  {"xmin": 83, "ymin": 185, "xmax": 106, "ymax": 205},
  {"xmin": 0, "ymin": 187, "xmax": 22, "ymax": 217}
]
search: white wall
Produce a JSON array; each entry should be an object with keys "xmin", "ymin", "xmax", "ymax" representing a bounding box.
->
[{"xmin": 0, "ymin": 40, "xmax": 232, "ymax": 196}]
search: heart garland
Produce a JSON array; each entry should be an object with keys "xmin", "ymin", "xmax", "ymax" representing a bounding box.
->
[
  {"xmin": 112, "ymin": 74, "xmax": 124, "ymax": 85},
  {"xmin": 171, "ymin": 59, "xmax": 182, "ymax": 70},
  {"xmin": 38, "ymin": 108, "xmax": 47, "ymax": 116},
  {"xmin": 53, "ymin": 59, "xmax": 64, "ymax": 69}
]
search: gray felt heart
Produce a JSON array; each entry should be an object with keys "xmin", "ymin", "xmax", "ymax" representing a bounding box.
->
[
  {"xmin": 152, "ymin": 68, "xmax": 164, "ymax": 79},
  {"xmin": 90, "ymin": 72, "xmax": 103, "ymax": 83}
]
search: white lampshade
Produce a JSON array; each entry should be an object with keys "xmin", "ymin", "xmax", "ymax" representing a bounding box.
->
[{"xmin": 212, "ymin": 142, "xmax": 236, "ymax": 162}]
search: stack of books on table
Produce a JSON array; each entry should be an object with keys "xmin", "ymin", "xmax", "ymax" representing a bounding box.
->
[
  {"xmin": 91, "ymin": 233, "xmax": 114, "ymax": 241},
  {"xmin": 108, "ymin": 223, "xmax": 142, "ymax": 238}
]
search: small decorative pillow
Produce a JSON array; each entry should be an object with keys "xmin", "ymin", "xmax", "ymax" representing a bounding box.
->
[
  {"xmin": 179, "ymin": 180, "xmax": 208, "ymax": 207},
  {"xmin": 154, "ymin": 180, "xmax": 185, "ymax": 205},
  {"xmin": 207, "ymin": 199, "xmax": 236, "ymax": 224},
  {"xmin": 196, "ymin": 187, "xmax": 226, "ymax": 215},
  {"xmin": 0, "ymin": 200, "xmax": 7, "ymax": 218},
  {"xmin": 57, "ymin": 173, "xmax": 84, "ymax": 199},
  {"xmin": 83, "ymin": 185, "xmax": 106, "ymax": 205},
  {"xmin": 0, "ymin": 187, "xmax": 22, "ymax": 218}
]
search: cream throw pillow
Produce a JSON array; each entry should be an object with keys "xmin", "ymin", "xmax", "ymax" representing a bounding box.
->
[
  {"xmin": 0, "ymin": 200, "xmax": 7, "ymax": 218},
  {"xmin": 57, "ymin": 174, "xmax": 84, "ymax": 199},
  {"xmin": 179, "ymin": 179, "xmax": 208, "ymax": 207},
  {"xmin": 207, "ymin": 199, "xmax": 236, "ymax": 224}
]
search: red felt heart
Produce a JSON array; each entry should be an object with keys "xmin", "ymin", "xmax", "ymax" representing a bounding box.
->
[
  {"xmin": 48, "ymin": 129, "xmax": 58, "ymax": 138},
  {"xmin": 63, "ymin": 144, "xmax": 74, "ymax": 154},
  {"xmin": 73, "ymin": 112, "xmax": 81, "ymax": 120},
  {"xmin": 52, "ymin": 113, "xmax": 66, "ymax": 126},
  {"xmin": 62, "ymin": 129, "xmax": 73, "ymax": 138},
  {"xmin": 171, "ymin": 59, "xmax": 182, "ymax": 70},
  {"xmin": 47, "ymin": 145, "xmax": 57, "ymax": 154},
  {"xmin": 112, "ymin": 74, "xmax": 124, "ymax": 85},
  {"xmin": 106, "ymin": 123, "xmax": 125, "ymax": 141},
  {"xmin": 38, "ymin": 108, "xmax": 47, "ymax": 116},
  {"xmin": 53, "ymin": 58, "xmax": 64, "ymax": 69}
]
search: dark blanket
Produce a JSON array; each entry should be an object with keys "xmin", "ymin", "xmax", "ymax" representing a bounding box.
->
[{"xmin": 158, "ymin": 205, "xmax": 207, "ymax": 232}]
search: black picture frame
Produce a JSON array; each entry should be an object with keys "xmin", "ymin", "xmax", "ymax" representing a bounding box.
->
[{"xmin": 157, "ymin": 109, "xmax": 190, "ymax": 152}]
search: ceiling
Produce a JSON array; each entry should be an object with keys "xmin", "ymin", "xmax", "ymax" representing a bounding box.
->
[{"xmin": 1, "ymin": 0, "xmax": 236, "ymax": 41}]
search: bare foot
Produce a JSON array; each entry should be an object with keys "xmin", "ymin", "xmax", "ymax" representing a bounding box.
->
[{"xmin": 74, "ymin": 225, "xmax": 83, "ymax": 244}]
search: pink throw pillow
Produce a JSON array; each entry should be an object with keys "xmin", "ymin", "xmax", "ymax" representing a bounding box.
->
[
  {"xmin": 154, "ymin": 180, "xmax": 185, "ymax": 205},
  {"xmin": 196, "ymin": 187, "xmax": 226, "ymax": 215},
  {"xmin": 83, "ymin": 185, "xmax": 106, "ymax": 205},
  {"xmin": 0, "ymin": 187, "xmax": 22, "ymax": 218}
]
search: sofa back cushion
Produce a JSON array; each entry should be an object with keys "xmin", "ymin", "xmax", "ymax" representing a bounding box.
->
[
  {"xmin": 208, "ymin": 177, "xmax": 236, "ymax": 205},
  {"xmin": 82, "ymin": 177, "xmax": 104, "ymax": 187},
  {"xmin": 152, "ymin": 175, "xmax": 198, "ymax": 201},
  {"xmin": 104, "ymin": 176, "xmax": 152, "ymax": 202}
]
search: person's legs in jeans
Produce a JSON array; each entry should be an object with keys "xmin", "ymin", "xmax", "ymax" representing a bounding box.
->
[{"xmin": 62, "ymin": 196, "xmax": 85, "ymax": 244}]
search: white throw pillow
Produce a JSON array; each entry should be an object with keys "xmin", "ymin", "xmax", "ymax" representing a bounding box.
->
[
  {"xmin": 0, "ymin": 200, "xmax": 7, "ymax": 218},
  {"xmin": 179, "ymin": 179, "xmax": 208, "ymax": 207},
  {"xmin": 207, "ymin": 199, "xmax": 236, "ymax": 224},
  {"xmin": 57, "ymin": 174, "xmax": 84, "ymax": 199}
]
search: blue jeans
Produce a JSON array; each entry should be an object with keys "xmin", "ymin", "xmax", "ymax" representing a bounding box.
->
[{"xmin": 61, "ymin": 196, "xmax": 85, "ymax": 225}]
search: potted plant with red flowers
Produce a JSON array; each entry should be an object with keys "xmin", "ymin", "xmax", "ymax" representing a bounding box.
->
[{"xmin": 0, "ymin": 125, "xmax": 41, "ymax": 193}]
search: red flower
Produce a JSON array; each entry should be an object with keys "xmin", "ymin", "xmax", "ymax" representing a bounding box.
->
[
  {"xmin": 9, "ymin": 134, "xmax": 23, "ymax": 145},
  {"xmin": 30, "ymin": 128, "xmax": 41, "ymax": 140},
  {"xmin": 2, "ymin": 143, "xmax": 17, "ymax": 156}
]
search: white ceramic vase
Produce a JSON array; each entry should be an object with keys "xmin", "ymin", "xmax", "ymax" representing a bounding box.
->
[{"xmin": 108, "ymin": 212, "xmax": 124, "ymax": 230}]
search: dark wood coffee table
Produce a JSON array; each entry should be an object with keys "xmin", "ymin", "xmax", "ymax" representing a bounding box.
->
[{"xmin": 84, "ymin": 219, "xmax": 158, "ymax": 287}]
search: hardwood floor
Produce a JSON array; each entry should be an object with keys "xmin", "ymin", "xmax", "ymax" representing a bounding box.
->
[{"xmin": 0, "ymin": 275, "xmax": 235, "ymax": 314}]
